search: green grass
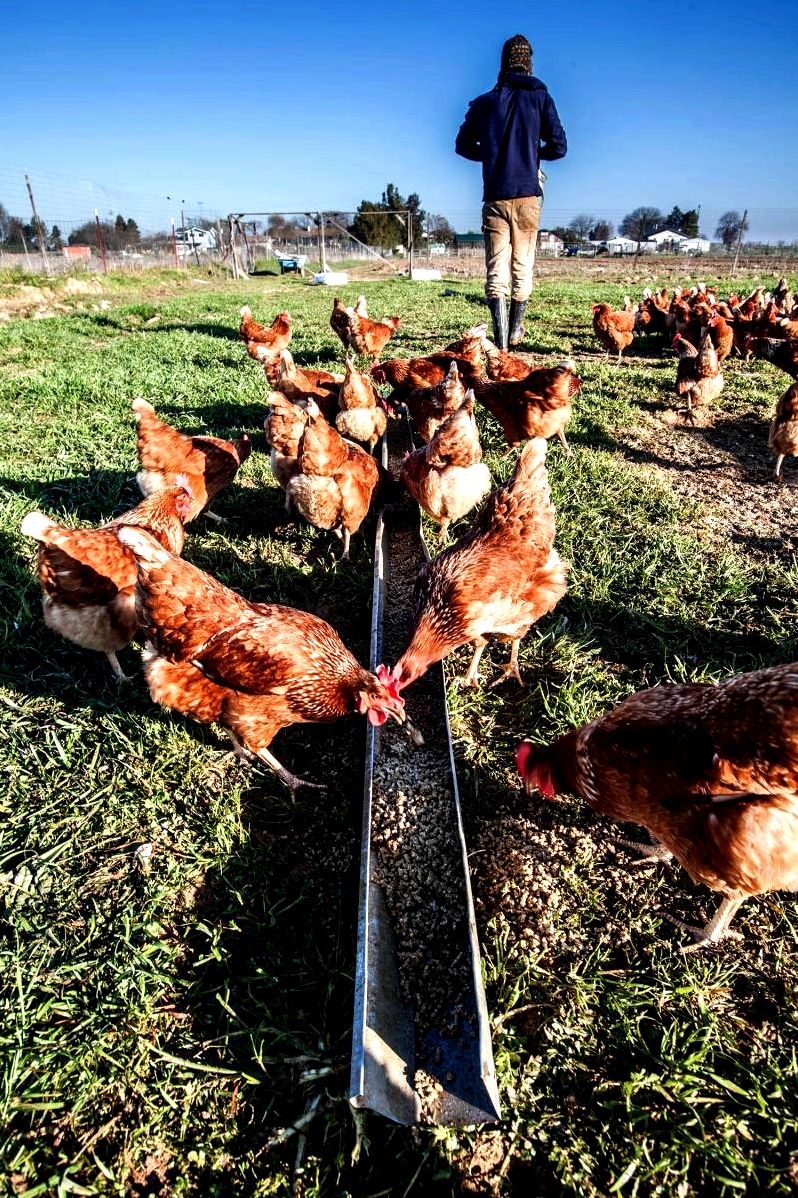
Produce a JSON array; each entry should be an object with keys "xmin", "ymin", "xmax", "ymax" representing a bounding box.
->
[{"xmin": 1, "ymin": 268, "xmax": 797, "ymax": 1196}]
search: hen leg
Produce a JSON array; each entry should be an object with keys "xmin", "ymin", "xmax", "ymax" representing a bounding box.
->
[
  {"xmin": 204, "ymin": 509, "xmax": 228, "ymax": 525},
  {"xmin": 557, "ymin": 429, "xmax": 573, "ymax": 458},
  {"xmin": 257, "ymin": 747, "xmax": 326, "ymax": 799},
  {"xmin": 461, "ymin": 638, "xmax": 488, "ymax": 688},
  {"xmin": 228, "ymin": 732, "xmax": 325, "ymax": 798},
  {"xmin": 491, "ymin": 639, "xmax": 523, "ymax": 687},
  {"xmin": 438, "ymin": 519, "xmax": 449, "ymax": 543},
  {"xmin": 773, "ymin": 454, "xmax": 785, "ymax": 482},
  {"xmin": 106, "ymin": 651, "xmax": 135, "ymax": 682},
  {"xmin": 612, "ymin": 834, "xmax": 674, "ymax": 866},
  {"xmin": 664, "ymin": 895, "xmax": 745, "ymax": 954},
  {"xmin": 341, "ymin": 528, "xmax": 352, "ymax": 561}
]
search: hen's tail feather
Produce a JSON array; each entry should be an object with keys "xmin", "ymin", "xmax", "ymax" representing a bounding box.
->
[{"xmin": 20, "ymin": 511, "xmax": 56, "ymax": 542}]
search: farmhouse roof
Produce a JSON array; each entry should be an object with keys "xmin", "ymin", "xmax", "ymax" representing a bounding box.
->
[{"xmin": 647, "ymin": 228, "xmax": 688, "ymax": 243}]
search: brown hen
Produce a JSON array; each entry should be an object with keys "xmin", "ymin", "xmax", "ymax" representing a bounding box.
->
[
  {"xmin": 132, "ymin": 399, "xmax": 250, "ymax": 523},
  {"xmin": 394, "ymin": 437, "xmax": 568, "ymax": 689},
  {"xmin": 21, "ymin": 485, "xmax": 191, "ymax": 678},
  {"xmin": 592, "ymin": 302, "xmax": 635, "ymax": 363},
  {"xmin": 239, "ymin": 307, "xmax": 292, "ymax": 352},
  {"xmin": 473, "ymin": 362, "xmax": 580, "ymax": 451},
  {"xmin": 116, "ymin": 528, "xmax": 407, "ymax": 793},
  {"xmin": 400, "ymin": 392, "xmax": 492, "ymax": 539},
  {"xmin": 287, "ymin": 401, "xmax": 381, "ymax": 559},
  {"xmin": 517, "ymin": 663, "xmax": 798, "ymax": 950}
]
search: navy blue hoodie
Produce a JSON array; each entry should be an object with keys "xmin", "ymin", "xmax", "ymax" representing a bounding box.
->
[{"xmin": 455, "ymin": 72, "xmax": 567, "ymax": 202}]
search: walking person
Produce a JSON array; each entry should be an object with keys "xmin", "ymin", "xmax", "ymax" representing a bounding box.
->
[{"xmin": 455, "ymin": 35, "xmax": 567, "ymax": 349}]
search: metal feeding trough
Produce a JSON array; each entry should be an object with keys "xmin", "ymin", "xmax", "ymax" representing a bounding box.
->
[{"xmin": 350, "ymin": 417, "xmax": 501, "ymax": 1126}]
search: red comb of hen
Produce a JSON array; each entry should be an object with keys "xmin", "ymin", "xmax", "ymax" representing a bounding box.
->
[
  {"xmin": 516, "ymin": 741, "xmax": 533, "ymax": 776},
  {"xmin": 376, "ymin": 663, "xmax": 404, "ymax": 703}
]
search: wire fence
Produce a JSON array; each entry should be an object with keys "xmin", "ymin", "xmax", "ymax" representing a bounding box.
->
[{"xmin": 1, "ymin": 165, "xmax": 797, "ymax": 278}]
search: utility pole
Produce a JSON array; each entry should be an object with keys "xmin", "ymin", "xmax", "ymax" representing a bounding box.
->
[
  {"xmin": 731, "ymin": 208, "xmax": 748, "ymax": 277},
  {"xmin": 94, "ymin": 208, "xmax": 108, "ymax": 273},
  {"xmin": 19, "ymin": 227, "xmax": 31, "ymax": 268},
  {"xmin": 170, "ymin": 218, "xmax": 179, "ymax": 269},
  {"xmin": 25, "ymin": 174, "xmax": 51, "ymax": 276},
  {"xmin": 319, "ymin": 211, "xmax": 327, "ymax": 272}
]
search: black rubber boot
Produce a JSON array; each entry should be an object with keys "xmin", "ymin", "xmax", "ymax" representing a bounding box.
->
[
  {"xmin": 486, "ymin": 297, "xmax": 509, "ymax": 350},
  {"xmin": 509, "ymin": 299, "xmax": 528, "ymax": 347}
]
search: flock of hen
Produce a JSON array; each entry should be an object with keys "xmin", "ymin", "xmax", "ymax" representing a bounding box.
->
[
  {"xmin": 20, "ymin": 281, "xmax": 798, "ymax": 952},
  {"xmin": 593, "ymin": 278, "xmax": 798, "ymax": 477}
]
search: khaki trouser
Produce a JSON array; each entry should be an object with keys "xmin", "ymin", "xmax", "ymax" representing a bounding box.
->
[{"xmin": 482, "ymin": 196, "xmax": 543, "ymax": 301}]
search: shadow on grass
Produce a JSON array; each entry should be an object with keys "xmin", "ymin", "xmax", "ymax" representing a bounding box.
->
[
  {"xmin": 1, "ymin": 469, "xmax": 141, "ymax": 520},
  {"xmin": 567, "ymin": 594, "xmax": 782, "ymax": 672}
]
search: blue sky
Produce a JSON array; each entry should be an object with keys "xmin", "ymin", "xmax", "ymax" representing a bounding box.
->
[{"xmin": 2, "ymin": 0, "xmax": 796, "ymax": 241}]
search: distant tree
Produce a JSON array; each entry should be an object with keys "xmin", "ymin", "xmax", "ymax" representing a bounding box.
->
[
  {"xmin": 568, "ymin": 214, "xmax": 595, "ymax": 244},
  {"xmin": 125, "ymin": 217, "xmax": 140, "ymax": 244},
  {"xmin": 662, "ymin": 205, "xmax": 685, "ymax": 233},
  {"xmin": 68, "ymin": 221, "xmax": 97, "ymax": 247},
  {"xmin": 620, "ymin": 206, "xmax": 664, "ymax": 253},
  {"xmin": 680, "ymin": 208, "xmax": 700, "ymax": 238},
  {"xmin": 715, "ymin": 210, "xmax": 749, "ymax": 250},
  {"xmin": 550, "ymin": 225, "xmax": 578, "ymax": 247},
  {"xmin": 351, "ymin": 184, "xmax": 426, "ymax": 249},
  {"xmin": 114, "ymin": 214, "xmax": 127, "ymax": 247},
  {"xmin": 589, "ymin": 219, "xmax": 613, "ymax": 241},
  {"xmin": 0, "ymin": 203, "xmax": 11, "ymax": 244},
  {"xmin": 660, "ymin": 206, "xmax": 700, "ymax": 238},
  {"xmin": 49, "ymin": 224, "xmax": 63, "ymax": 250},
  {"xmin": 5, "ymin": 215, "xmax": 29, "ymax": 250},
  {"xmin": 426, "ymin": 214, "xmax": 455, "ymax": 245}
]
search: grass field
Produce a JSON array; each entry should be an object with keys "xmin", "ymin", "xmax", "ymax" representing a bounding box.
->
[{"xmin": 1, "ymin": 264, "xmax": 797, "ymax": 1197}]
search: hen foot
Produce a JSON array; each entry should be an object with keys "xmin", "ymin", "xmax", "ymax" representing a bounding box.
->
[
  {"xmin": 612, "ymin": 834, "xmax": 673, "ymax": 867},
  {"xmin": 491, "ymin": 661, "xmax": 524, "ymax": 688},
  {"xmin": 204, "ymin": 509, "xmax": 229, "ymax": 525},
  {"xmin": 107, "ymin": 651, "xmax": 136, "ymax": 682},
  {"xmin": 662, "ymin": 896, "xmax": 745, "ymax": 954}
]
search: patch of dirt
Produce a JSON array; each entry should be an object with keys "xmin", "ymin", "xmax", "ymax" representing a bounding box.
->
[
  {"xmin": 618, "ymin": 405, "xmax": 798, "ymax": 559},
  {"xmin": 456, "ymin": 1131, "xmax": 509, "ymax": 1194},
  {"xmin": 64, "ymin": 276, "xmax": 103, "ymax": 296},
  {"xmin": 472, "ymin": 796, "xmax": 648, "ymax": 965},
  {"xmin": 126, "ymin": 1149, "xmax": 175, "ymax": 1196}
]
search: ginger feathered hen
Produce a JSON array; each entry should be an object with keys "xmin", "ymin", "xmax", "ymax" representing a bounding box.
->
[
  {"xmin": 335, "ymin": 355, "xmax": 388, "ymax": 451},
  {"xmin": 239, "ymin": 307, "xmax": 292, "ymax": 353},
  {"xmin": 287, "ymin": 400, "xmax": 381, "ymax": 559},
  {"xmin": 329, "ymin": 295, "xmax": 369, "ymax": 351},
  {"xmin": 132, "ymin": 399, "xmax": 250, "ymax": 522},
  {"xmin": 482, "ymin": 341, "xmax": 540, "ymax": 382},
  {"xmin": 264, "ymin": 391, "xmax": 310, "ymax": 498},
  {"xmin": 769, "ymin": 382, "xmax": 798, "ymax": 481},
  {"xmin": 473, "ymin": 362, "xmax": 580, "ymax": 451},
  {"xmin": 393, "ymin": 437, "xmax": 568, "ymax": 689},
  {"xmin": 517, "ymin": 663, "xmax": 798, "ymax": 951},
  {"xmin": 673, "ymin": 332, "xmax": 724, "ymax": 417},
  {"xmin": 21, "ymin": 485, "xmax": 191, "ymax": 678},
  {"xmin": 347, "ymin": 310, "xmax": 401, "ymax": 358},
  {"xmin": 404, "ymin": 360, "xmax": 467, "ymax": 443},
  {"xmin": 592, "ymin": 302, "xmax": 635, "ymax": 363},
  {"xmin": 371, "ymin": 330, "xmax": 485, "ymax": 399},
  {"xmin": 400, "ymin": 392, "xmax": 492, "ymax": 539},
  {"xmin": 276, "ymin": 350, "xmax": 340, "ymax": 422},
  {"xmin": 116, "ymin": 529, "xmax": 406, "ymax": 794}
]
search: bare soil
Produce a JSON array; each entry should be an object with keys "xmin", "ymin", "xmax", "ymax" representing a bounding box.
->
[{"xmin": 617, "ymin": 404, "xmax": 798, "ymax": 559}]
